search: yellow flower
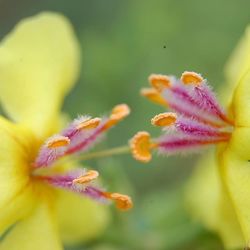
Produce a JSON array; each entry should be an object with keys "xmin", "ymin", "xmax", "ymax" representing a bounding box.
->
[
  {"xmin": 0, "ymin": 12, "xmax": 132, "ymax": 250},
  {"xmin": 186, "ymin": 27, "xmax": 250, "ymax": 249},
  {"xmin": 130, "ymin": 26, "xmax": 250, "ymax": 249}
]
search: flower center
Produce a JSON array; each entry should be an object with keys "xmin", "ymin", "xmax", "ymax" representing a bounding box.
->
[{"xmin": 27, "ymin": 104, "xmax": 133, "ymax": 211}]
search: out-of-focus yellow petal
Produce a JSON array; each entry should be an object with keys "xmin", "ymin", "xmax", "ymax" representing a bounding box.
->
[
  {"xmin": 0, "ymin": 12, "xmax": 80, "ymax": 138},
  {"xmin": 220, "ymin": 127, "xmax": 250, "ymax": 247},
  {"xmin": 0, "ymin": 116, "xmax": 37, "ymax": 235},
  {"xmin": 55, "ymin": 190, "xmax": 110, "ymax": 245},
  {"xmin": 225, "ymin": 26, "xmax": 250, "ymax": 88},
  {"xmin": 186, "ymin": 150, "xmax": 244, "ymax": 249},
  {"xmin": 231, "ymin": 69, "xmax": 250, "ymax": 126},
  {"xmin": 0, "ymin": 203, "xmax": 62, "ymax": 250},
  {"xmin": 221, "ymin": 26, "xmax": 250, "ymax": 106}
]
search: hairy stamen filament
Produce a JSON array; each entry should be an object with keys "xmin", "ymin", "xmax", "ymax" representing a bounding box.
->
[{"xmin": 159, "ymin": 137, "xmax": 230, "ymax": 149}]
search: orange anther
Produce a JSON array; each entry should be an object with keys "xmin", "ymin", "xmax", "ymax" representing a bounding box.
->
[
  {"xmin": 47, "ymin": 135, "xmax": 70, "ymax": 148},
  {"xmin": 73, "ymin": 170, "xmax": 99, "ymax": 184},
  {"xmin": 104, "ymin": 104, "xmax": 130, "ymax": 129},
  {"xmin": 140, "ymin": 88, "xmax": 168, "ymax": 106},
  {"xmin": 77, "ymin": 117, "xmax": 101, "ymax": 130},
  {"xmin": 181, "ymin": 71, "xmax": 203, "ymax": 85},
  {"xmin": 110, "ymin": 104, "xmax": 130, "ymax": 120},
  {"xmin": 107, "ymin": 192, "xmax": 133, "ymax": 211},
  {"xmin": 151, "ymin": 112, "xmax": 177, "ymax": 127},
  {"xmin": 148, "ymin": 74, "xmax": 171, "ymax": 92},
  {"xmin": 130, "ymin": 131, "xmax": 153, "ymax": 163}
]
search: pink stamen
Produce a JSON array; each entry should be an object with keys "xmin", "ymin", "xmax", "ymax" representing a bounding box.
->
[
  {"xmin": 83, "ymin": 186, "xmax": 110, "ymax": 203},
  {"xmin": 175, "ymin": 117, "xmax": 231, "ymax": 138},
  {"xmin": 65, "ymin": 120, "xmax": 107, "ymax": 155},
  {"xmin": 192, "ymin": 84, "xmax": 234, "ymax": 125},
  {"xmin": 168, "ymin": 102, "xmax": 224, "ymax": 128},
  {"xmin": 34, "ymin": 135, "xmax": 69, "ymax": 168},
  {"xmin": 62, "ymin": 115, "xmax": 91, "ymax": 138},
  {"xmin": 140, "ymin": 72, "xmax": 234, "ymax": 160},
  {"xmin": 158, "ymin": 135, "xmax": 229, "ymax": 155},
  {"xmin": 38, "ymin": 170, "xmax": 110, "ymax": 203},
  {"xmin": 171, "ymin": 85, "xmax": 197, "ymax": 106},
  {"xmin": 33, "ymin": 104, "xmax": 130, "ymax": 168},
  {"xmin": 40, "ymin": 169, "xmax": 87, "ymax": 189},
  {"xmin": 33, "ymin": 118, "xmax": 107, "ymax": 168},
  {"xmin": 161, "ymin": 79, "xmax": 232, "ymax": 127}
]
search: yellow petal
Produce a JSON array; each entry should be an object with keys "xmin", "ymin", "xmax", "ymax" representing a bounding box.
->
[
  {"xmin": 220, "ymin": 127, "xmax": 250, "ymax": 247},
  {"xmin": 232, "ymin": 69, "xmax": 250, "ymax": 126},
  {"xmin": 186, "ymin": 150, "xmax": 244, "ymax": 249},
  {"xmin": 0, "ymin": 116, "xmax": 38, "ymax": 235},
  {"xmin": 225, "ymin": 26, "xmax": 250, "ymax": 89},
  {"xmin": 55, "ymin": 190, "xmax": 110, "ymax": 245},
  {"xmin": 0, "ymin": 12, "xmax": 80, "ymax": 138},
  {"xmin": 0, "ymin": 203, "xmax": 62, "ymax": 250},
  {"xmin": 221, "ymin": 26, "xmax": 250, "ymax": 106}
]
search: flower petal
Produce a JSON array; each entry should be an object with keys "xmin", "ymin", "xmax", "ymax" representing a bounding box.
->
[
  {"xmin": 186, "ymin": 151, "xmax": 244, "ymax": 249},
  {"xmin": 55, "ymin": 189, "xmax": 110, "ymax": 245},
  {"xmin": 0, "ymin": 12, "xmax": 80, "ymax": 138},
  {"xmin": 220, "ymin": 127, "xmax": 250, "ymax": 247},
  {"xmin": 222, "ymin": 26, "xmax": 250, "ymax": 107},
  {"xmin": 0, "ymin": 203, "xmax": 62, "ymax": 250},
  {"xmin": 232, "ymin": 69, "xmax": 250, "ymax": 126},
  {"xmin": 0, "ymin": 116, "xmax": 37, "ymax": 235},
  {"xmin": 225, "ymin": 26, "xmax": 250, "ymax": 90}
]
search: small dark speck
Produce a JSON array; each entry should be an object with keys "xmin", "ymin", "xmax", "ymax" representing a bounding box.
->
[
  {"xmin": 248, "ymin": 160, "xmax": 250, "ymax": 162},
  {"xmin": 163, "ymin": 45, "xmax": 166, "ymax": 48}
]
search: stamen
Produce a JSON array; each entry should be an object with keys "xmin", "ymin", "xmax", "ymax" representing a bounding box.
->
[
  {"xmin": 130, "ymin": 131, "xmax": 154, "ymax": 162},
  {"xmin": 77, "ymin": 118, "xmax": 101, "ymax": 130},
  {"xmin": 46, "ymin": 135, "xmax": 70, "ymax": 148},
  {"xmin": 181, "ymin": 71, "xmax": 204, "ymax": 85},
  {"xmin": 163, "ymin": 99, "xmax": 223, "ymax": 128},
  {"xmin": 151, "ymin": 112, "xmax": 177, "ymax": 127},
  {"xmin": 134, "ymin": 70, "xmax": 234, "ymax": 161},
  {"xmin": 111, "ymin": 103, "xmax": 130, "ymax": 119},
  {"xmin": 62, "ymin": 115, "xmax": 91, "ymax": 138},
  {"xmin": 39, "ymin": 169, "xmax": 101, "ymax": 194},
  {"xmin": 168, "ymin": 82, "xmax": 227, "ymax": 127},
  {"xmin": 34, "ymin": 105, "xmax": 130, "ymax": 168},
  {"xmin": 146, "ymin": 72, "xmax": 232, "ymax": 128},
  {"xmin": 140, "ymin": 88, "xmax": 168, "ymax": 106},
  {"xmin": 158, "ymin": 135, "xmax": 229, "ymax": 155},
  {"xmin": 104, "ymin": 104, "xmax": 130, "ymax": 129},
  {"xmin": 34, "ymin": 135, "xmax": 70, "ymax": 168},
  {"xmin": 162, "ymin": 84, "xmax": 227, "ymax": 128},
  {"xmin": 104, "ymin": 192, "xmax": 133, "ymax": 211},
  {"xmin": 175, "ymin": 117, "xmax": 232, "ymax": 138},
  {"xmin": 40, "ymin": 171, "xmax": 133, "ymax": 211},
  {"xmin": 149, "ymin": 74, "xmax": 171, "ymax": 92},
  {"xmin": 63, "ymin": 104, "xmax": 130, "ymax": 155},
  {"xmin": 73, "ymin": 170, "xmax": 99, "ymax": 184},
  {"xmin": 83, "ymin": 187, "xmax": 133, "ymax": 211},
  {"xmin": 192, "ymin": 84, "xmax": 234, "ymax": 125}
]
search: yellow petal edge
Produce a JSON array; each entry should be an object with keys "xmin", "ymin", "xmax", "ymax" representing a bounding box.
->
[
  {"xmin": 0, "ymin": 12, "xmax": 81, "ymax": 138},
  {"xmin": 186, "ymin": 150, "xmax": 244, "ymax": 249}
]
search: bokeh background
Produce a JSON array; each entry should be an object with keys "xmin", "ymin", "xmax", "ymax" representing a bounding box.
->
[{"xmin": 0, "ymin": 0, "xmax": 250, "ymax": 249}]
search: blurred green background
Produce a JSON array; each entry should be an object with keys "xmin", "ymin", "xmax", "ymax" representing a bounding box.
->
[{"xmin": 1, "ymin": 0, "xmax": 249, "ymax": 249}]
